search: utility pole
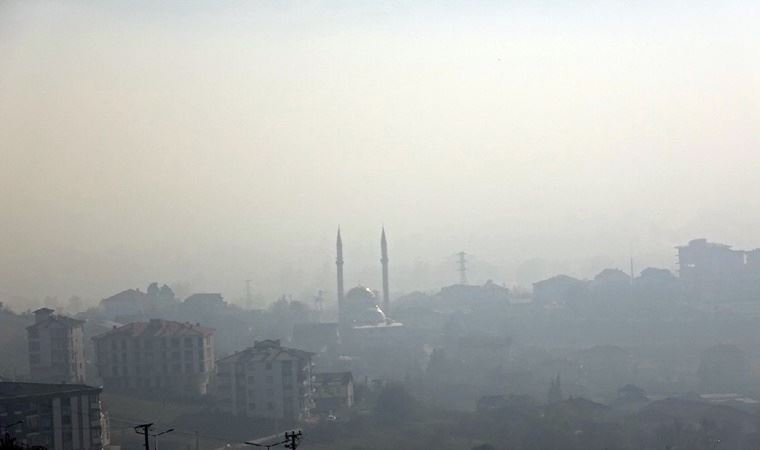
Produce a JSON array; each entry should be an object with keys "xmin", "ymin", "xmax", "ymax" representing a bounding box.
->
[
  {"xmin": 283, "ymin": 430, "xmax": 302, "ymax": 450},
  {"xmin": 455, "ymin": 252, "xmax": 469, "ymax": 285},
  {"xmin": 134, "ymin": 423, "xmax": 153, "ymax": 450}
]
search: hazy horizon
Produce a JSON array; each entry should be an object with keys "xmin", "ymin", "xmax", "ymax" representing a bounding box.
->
[{"xmin": 2, "ymin": 1, "xmax": 759, "ymax": 307}]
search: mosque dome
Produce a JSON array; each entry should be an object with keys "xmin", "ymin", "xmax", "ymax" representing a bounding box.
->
[
  {"xmin": 345, "ymin": 286, "xmax": 376, "ymax": 302},
  {"xmin": 343, "ymin": 286, "xmax": 387, "ymax": 325}
]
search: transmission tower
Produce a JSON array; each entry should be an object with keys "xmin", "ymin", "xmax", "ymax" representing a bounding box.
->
[{"xmin": 456, "ymin": 251, "xmax": 469, "ymax": 285}]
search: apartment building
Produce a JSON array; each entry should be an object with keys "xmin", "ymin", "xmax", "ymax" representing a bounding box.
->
[
  {"xmin": 93, "ymin": 319, "xmax": 214, "ymax": 396},
  {"xmin": 0, "ymin": 382, "xmax": 108, "ymax": 450},
  {"xmin": 27, "ymin": 308, "xmax": 86, "ymax": 384},
  {"xmin": 215, "ymin": 340, "xmax": 313, "ymax": 421}
]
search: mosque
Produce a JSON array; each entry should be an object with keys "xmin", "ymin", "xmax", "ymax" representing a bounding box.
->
[{"xmin": 335, "ymin": 228, "xmax": 399, "ymax": 329}]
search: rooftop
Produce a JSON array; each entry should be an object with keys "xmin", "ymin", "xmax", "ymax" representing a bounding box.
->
[
  {"xmin": 218, "ymin": 339, "xmax": 313, "ymax": 364},
  {"xmin": 27, "ymin": 309, "xmax": 84, "ymax": 329},
  {"xmin": 93, "ymin": 319, "xmax": 214, "ymax": 340},
  {"xmin": 313, "ymin": 372, "xmax": 353, "ymax": 385}
]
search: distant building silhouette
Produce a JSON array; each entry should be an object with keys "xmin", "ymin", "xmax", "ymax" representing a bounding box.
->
[
  {"xmin": 532, "ymin": 275, "xmax": 585, "ymax": 306},
  {"xmin": 677, "ymin": 238, "xmax": 756, "ymax": 301}
]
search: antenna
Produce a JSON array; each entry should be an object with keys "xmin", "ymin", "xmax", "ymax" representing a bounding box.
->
[
  {"xmin": 245, "ymin": 279, "xmax": 253, "ymax": 308},
  {"xmin": 455, "ymin": 251, "xmax": 469, "ymax": 285}
]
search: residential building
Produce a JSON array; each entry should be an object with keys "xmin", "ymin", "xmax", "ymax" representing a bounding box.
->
[
  {"xmin": 27, "ymin": 308, "xmax": 86, "ymax": 384},
  {"xmin": 92, "ymin": 319, "xmax": 214, "ymax": 396},
  {"xmin": 532, "ymin": 275, "xmax": 586, "ymax": 306},
  {"xmin": 0, "ymin": 381, "xmax": 108, "ymax": 450},
  {"xmin": 312, "ymin": 372, "xmax": 353, "ymax": 413},
  {"xmin": 677, "ymin": 238, "xmax": 746, "ymax": 301},
  {"xmin": 214, "ymin": 340, "xmax": 313, "ymax": 421},
  {"xmin": 99, "ymin": 289, "xmax": 148, "ymax": 318}
]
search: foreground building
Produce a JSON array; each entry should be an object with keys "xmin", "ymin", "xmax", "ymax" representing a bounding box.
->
[
  {"xmin": 93, "ymin": 319, "xmax": 214, "ymax": 395},
  {"xmin": 0, "ymin": 382, "xmax": 108, "ymax": 450},
  {"xmin": 312, "ymin": 372, "xmax": 354, "ymax": 414},
  {"xmin": 215, "ymin": 340, "xmax": 313, "ymax": 421},
  {"xmin": 27, "ymin": 308, "xmax": 86, "ymax": 384}
]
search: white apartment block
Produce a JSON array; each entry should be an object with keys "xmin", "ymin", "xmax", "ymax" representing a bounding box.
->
[{"xmin": 215, "ymin": 340, "xmax": 314, "ymax": 421}]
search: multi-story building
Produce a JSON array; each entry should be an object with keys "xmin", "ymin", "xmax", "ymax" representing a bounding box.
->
[
  {"xmin": 92, "ymin": 319, "xmax": 214, "ymax": 396},
  {"xmin": 0, "ymin": 381, "xmax": 108, "ymax": 450},
  {"xmin": 215, "ymin": 340, "xmax": 313, "ymax": 421},
  {"xmin": 677, "ymin": 238, "xmax": 754, "ymax": 301},
  {"xmin": 27, "ymin": 308, "xmax": 87, "ymax": 384}
]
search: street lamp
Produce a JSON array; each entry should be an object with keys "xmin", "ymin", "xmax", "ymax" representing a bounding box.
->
[{"xmin": 150, "ymin": 428, "xmax": 174, "ymax": 450}]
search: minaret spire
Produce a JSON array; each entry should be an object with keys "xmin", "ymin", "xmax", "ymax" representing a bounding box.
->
[
  {"xmin": 336, "ymin": 227, "xmax": 345, "ymax": 323},
  {"xmin": 381, "ymin": 227, "xmax": 390, "ymax": 315}
]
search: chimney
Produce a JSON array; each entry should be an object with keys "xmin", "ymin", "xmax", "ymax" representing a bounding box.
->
[{"xmin": 34, "ymin": 308, "xmax": 55, "ymax": 323}]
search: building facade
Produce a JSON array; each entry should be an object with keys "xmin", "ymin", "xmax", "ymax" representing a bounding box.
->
[
  {"xmin": 215, "ymin": 340, "xmax": 313, "ymax": 421},
  {"xmin": 312, "ymin": 372, "xmax": 353, "ymax": 414},
  {"xmin": 27, "ymin": 308, "xmax": 86, "ymax": 384},
  {"xmin": 93, "ymin": 319, "xmax": 214, "ymax": 396},
  {"xmin": 0, "ymin": 382, "xmax": 108, "ymax": 450}
]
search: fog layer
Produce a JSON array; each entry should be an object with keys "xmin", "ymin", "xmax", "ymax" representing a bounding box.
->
[{"xmin": 1, "ymin": 1, "xmax": 759, "ymax": 303}]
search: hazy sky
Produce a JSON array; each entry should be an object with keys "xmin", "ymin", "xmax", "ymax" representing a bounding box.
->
[{"xmin": 1, "ymin": 1, "xmax": 759, "ymax": 307}]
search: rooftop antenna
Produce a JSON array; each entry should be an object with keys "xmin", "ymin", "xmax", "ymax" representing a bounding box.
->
[
  {"xmin": 455, "ymin": 251, "xmax": 469, "ymax": 285},
  {"xmin": 245, "ymin": 279, "xmax": 253, "ymax": 308}
]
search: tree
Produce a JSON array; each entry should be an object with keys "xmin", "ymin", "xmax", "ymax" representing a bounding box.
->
[{"xmin": 373, "ymin": 384, "xmax": 418, "ymax": 425}]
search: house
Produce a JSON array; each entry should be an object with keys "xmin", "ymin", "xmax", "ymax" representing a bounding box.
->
[
  {"xmin": 312, "ymin": 372, "xmax": 354, "ymax": 413},
  {"xmin": 99, "ymin": 289, "xmax": 149, "ymax": 318},
  {"xmin": 532, "ymin": 275, "xmax": 586, "ymax": 306}
]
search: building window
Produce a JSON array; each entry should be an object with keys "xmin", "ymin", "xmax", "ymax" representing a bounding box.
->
[
  {"xmin": 267, "ymin": 402, "xmax": 274, "ymax": 410},
  {"xmin": 266, "ymin": 376, "xmax": 273, "ymax": 384},
  {"xmin": 30, "ymin": 354, "xmax": 40, "ymax": 364},
  {"xmin": 265, "ymin": 362, "xmax": 272, "ymax": 370},
  {"xmin": 29, "ymin": 341, "xmax": 40, "ymax": 351}
]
